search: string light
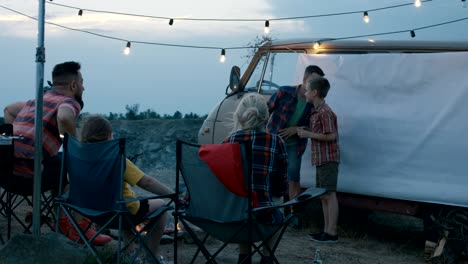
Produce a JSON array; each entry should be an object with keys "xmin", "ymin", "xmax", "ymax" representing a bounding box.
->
[
  {"xmin": 220, "ymin": 49, "xmax": 226, "ymax": 63},
  {"xmin": 462, "ymin": 0, "xmax": 467, "ymax": 8},
  {"xmin": 414, "ymin": 0, "xmax": 422, "ymax": 7},
  {"xmin": 363, "ymin": 11, "xmax": 370, "ymax": 23},
  {"xmin": 124, "ymin": 41, "xmax": 131, "ymax": 55},
  {"xmin": 1, "ymin": 3, "xmax": 468, "ymax": 61},
  {"xmin": 313, "ymin": 42, "xmax": 321, "ymax": 50},
  {"xmin": 45, "ymin": 1, "xmax": 435, "ymax": 23},
  {"xmin": 169, "ymin": 18, "xmax": 174, "ymax": 25},
  {"xmin": 264, "ymin": 20, "xmax": 270, "ymax": 34}
]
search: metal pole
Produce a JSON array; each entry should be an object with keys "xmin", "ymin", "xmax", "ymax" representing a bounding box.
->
[{"xmin": 33, "ymin": 0, "xmax": 46, "ymax": 237}]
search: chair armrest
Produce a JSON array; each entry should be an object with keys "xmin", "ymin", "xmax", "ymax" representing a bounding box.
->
[
  {"xmin": 55, "ymin": 193, "xmax": 69, "ymax": 202},
  {"xmin": 116, "ymin": 193, "xmax": 178, "ymax": 204},
  {"xmin": 252, "ymin": 187, "xmax": 326, "ymax": 213}
]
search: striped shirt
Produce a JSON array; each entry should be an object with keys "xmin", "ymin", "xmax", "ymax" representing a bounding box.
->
[
  {"xmin": 266, "ymin": 85, "xmax": 313, "ymax": 157},
  {"xmin": 223, "ymin": 130, "xmax": 288, "ymax": 208},
  {"xmin": 310, "ymin": 101, "xmax": 340, "ymax": 166},
  {"xmin": 13, "ymin": 90, "xmax": 81, "ymax": 178}
]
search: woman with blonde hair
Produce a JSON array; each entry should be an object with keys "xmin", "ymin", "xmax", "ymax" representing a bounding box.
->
[{"xmin": 223, "ymin": 93, "xmax": 288, "ymax": 264}]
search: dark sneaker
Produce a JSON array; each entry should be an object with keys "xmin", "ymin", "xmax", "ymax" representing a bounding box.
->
[
  {"xmin": 308, "ymin": 231, "xmax": 324, "ymax": 241},
  {"xmin": 309, "ymin": 232, "xmax": 338, "ymax": 243}
]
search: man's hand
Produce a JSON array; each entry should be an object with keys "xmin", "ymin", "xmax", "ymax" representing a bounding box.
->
[{"xmin": 279, "ymin": 127, "xmax": 298, "ymax": 139}]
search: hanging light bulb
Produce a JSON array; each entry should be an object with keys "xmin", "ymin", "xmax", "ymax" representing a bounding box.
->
[
  {"xmin": 410, "ymin": 30, "xmax": 416, "ymax": 38},
  {"xmin": 462, "ymin": 0, "xmax": 467, "ymax": 8},
  {"xmin": 169, "ymin": 18, "xmax": 174, "ymax": 26},
  {"xmin": 78, "ymin": 9, "xmax": 83, "ymax": 16},
  {"xmin": 124, "ymin": 42, "xmax": 131, "ymax": 55},
  {"xmin": 220, "ymin": 49, "xmax": 226, "ymax": 63},
  {"xmin": 363, "ymin": 11, "xmax": 370, "ymax": 23},
  {"xmin": 313, "ymin": 42, "xmax": 321, "ymax": 50},
  {"xmin": 414, "ymin": 0, "xmax": 422, "ymax": 7},
  {"xmin": 264, "ymin": 20, "xmax": 270, "ymax": 34}
]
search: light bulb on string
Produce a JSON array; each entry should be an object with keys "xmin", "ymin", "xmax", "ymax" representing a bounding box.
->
[
  {"xmin": 363, "ymin": 11, "xmax": 369, "ymax": 23},
  {"xmin": 124, "ymin": 42, "xmax": 131, "ymax": 55},
  {"xmin": 169, "ymin": 18, "xmax": 174, "ymax": 26},
  {"xmin": 410, "ymin": 30, "xmax": 416, "ymax": 38},
  {"xmin": 414, "ymin": 0, "xmax": 422, "ymax": 7},
  {"xmin": 313, "ymin": 42, "xmax": 321, "ymax": 50},
  {"xmin": 264, "ymin": 20, "xmax": 270, "ymax": 34},
  {"xmin": 77, "ymin": 9, "xmax": 83, "ymax": 22},
  {"xmin": 220, "ymin": 49, "xmax": 226, "ymax": 63},
  {"xmin": 462, "ymin": 0, "xmax": 467, "ymax": 8}
]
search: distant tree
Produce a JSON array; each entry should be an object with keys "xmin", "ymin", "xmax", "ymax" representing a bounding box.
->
[
  {"xmin": 0, "ymin": 116, "xmax": 4, "ymax": 124},
  {"xmin": 172, "ymin": 111, "xmax": 183, "ymax": 119},
  {"xmin": 143, "ymin": 109, "xmax": 161, "ymax": 119},
  {"xmin": 184, "ymin": 112, "xmax": 200, "ymax": 119},
  {"xmin": 107, "ymin": 112, "xmax": 118, "ymax": 120},
  {"xmin": 125, "ymin": 104, "xmax": 140, "ymax": 120}
]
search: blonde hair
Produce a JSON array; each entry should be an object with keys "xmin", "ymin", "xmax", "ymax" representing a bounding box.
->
[
  {"xmin": 232, "ymin": 93, "xmax": 268, "ymax": 132},
  {"xmin": 80, "ymin": 114, "xmax": 112, "ymax": 143}
]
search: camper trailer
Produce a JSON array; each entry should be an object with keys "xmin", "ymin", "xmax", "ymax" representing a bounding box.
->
[{"xmin": 198, "ymin": 39, "xmax": 468, "ymax": 239}]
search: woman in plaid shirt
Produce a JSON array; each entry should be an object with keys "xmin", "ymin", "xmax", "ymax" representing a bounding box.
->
[{"xmin": 223, "ymin": 93, "xmax": 287, "ymax": 264}]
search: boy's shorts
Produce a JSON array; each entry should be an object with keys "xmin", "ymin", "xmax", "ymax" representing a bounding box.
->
[{"xmin": 316, "ymin": 162, "xmax": 339, "ymax": 192}]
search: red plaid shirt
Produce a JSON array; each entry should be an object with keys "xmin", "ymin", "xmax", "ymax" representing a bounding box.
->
[
  {"xmin": 310, "ymin": 101, "xmax": 340, "ymax": 166},
  {"xmin": 13, "ymin": 90, "xmax": 81, "ymax": 177}
]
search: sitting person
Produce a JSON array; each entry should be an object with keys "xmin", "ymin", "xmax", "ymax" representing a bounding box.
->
[
  {"xmin": 4, "ymin": 61, "xmax": 111, "ymax": 245},
  {"xmin": 80, "ymin": 114, "xmax": 174, "ymax": 264},
  {"xmin": 223, "ymin": 93, "xmax": 288, "ymax": 264}
]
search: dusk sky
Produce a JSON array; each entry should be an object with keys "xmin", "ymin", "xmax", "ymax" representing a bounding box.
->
[{"xmin": 1, "ymin": 0, "xmax": 467, "ymax": 115}]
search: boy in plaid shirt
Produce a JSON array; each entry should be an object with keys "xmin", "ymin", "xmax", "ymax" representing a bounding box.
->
[{"xmin": 297, "ymin": 77, "xmax": 340, "ymax": 242}]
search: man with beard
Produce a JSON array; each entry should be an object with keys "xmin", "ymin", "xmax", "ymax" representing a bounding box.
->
[{"xmin": 3, "ymin": 61, "xmax": 112, "ymax": 245}]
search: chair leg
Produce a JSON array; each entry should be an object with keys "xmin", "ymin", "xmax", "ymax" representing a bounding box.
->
[
  {"xmin": 61, "ymin": 207, "xmax": 103, "ymax": 264},
  {"xmin": 179, "ymin": 218, "xmax": 217, "ymax": 264}
]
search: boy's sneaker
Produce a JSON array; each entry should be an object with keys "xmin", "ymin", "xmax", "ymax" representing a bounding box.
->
[
  {"xmin": 309, "ymin": 232, "xmax": 338, "ymax": 243},
  {"xmin": 308, "ymin": 231, "xmax": 324, "ymax": 241}
]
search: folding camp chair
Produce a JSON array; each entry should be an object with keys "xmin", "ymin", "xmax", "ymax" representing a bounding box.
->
[
  {"xmin": 55, "ymin": 133, "xmax": 175, "ymax": 264},
  {"xmin": 0, "ymin": 124, "xmax": 56, "ymax": 240},
  {"xmin": 173, "ymin": 140, "xmax": 326, "ymax": 264}
]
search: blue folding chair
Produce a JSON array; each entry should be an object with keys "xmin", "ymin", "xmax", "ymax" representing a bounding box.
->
[
  {"xmin": 173, "ymin": 140, "xmax": 326, "ymax": 264},
  {"xmin": 55, "ymin": 133, "xmax": 175, "ymax": 264}
]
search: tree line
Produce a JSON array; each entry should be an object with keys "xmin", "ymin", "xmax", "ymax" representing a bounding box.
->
[
  {"xmin": 95, "ymin": 104, "xmax": 207, "ymax": 120},
  {"xmin": 0, "ymin": 104, "xmax": 207, "ymax": 125}
]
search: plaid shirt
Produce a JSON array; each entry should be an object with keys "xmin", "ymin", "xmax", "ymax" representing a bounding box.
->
[
  {"xmin": 223, "ymin": 130, "xmax": 288, "ymax": 208},
  {"xmin": 13, "ymin": 90, "xmax": 81, "ymax": 178},
  {"xmin": 266, "ymin": 85, "xmax": 313, "ymax": 157},
  {"xmin": 310, "ymin": 101, "xmax": 340, "ymax": 166}
]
